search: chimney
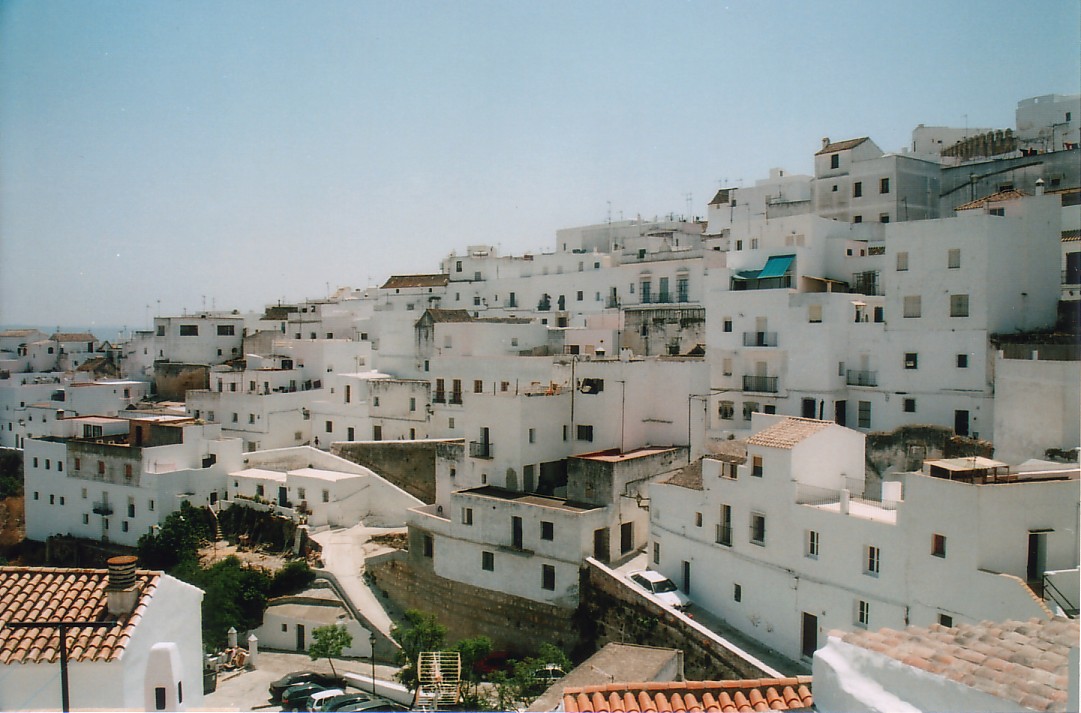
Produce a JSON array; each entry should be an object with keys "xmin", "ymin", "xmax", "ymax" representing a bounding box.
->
[
  {"xmin": 106, "ymin": 555, "xmax": 139, "ymax": 616},
  {"xmin": 1035, "ymin": 177, "xmax": 1045, "ymax": 195},
  {"xmin": 822, "ymin": 137, "xmax": 831, "ymax": 149}
]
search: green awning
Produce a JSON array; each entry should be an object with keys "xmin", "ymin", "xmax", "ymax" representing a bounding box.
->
[{"xmin": 757, "ymin": 254, "xmax": 795, "ymax": 279}]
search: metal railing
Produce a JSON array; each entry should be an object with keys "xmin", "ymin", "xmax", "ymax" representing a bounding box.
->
[
  {"xmin": 1044, "ymin": 574, "xmax": 1079, "ymax": 618},
  {"xmin": 715, "ymin": 523, "xmax": 732, "ymax": 546},
  {"xmin": 742, "ymin": 331, "xmax": 778, "ymax": 347},
  {"xmin": 468, "ymin": 441, "xmax": 494, "ymax": 459},
  {"xmin": 742, "ymin": 375, "xmax": 778, "ymax": 393},
  {"xmin": 846, "ymin": 369, "xmax": 878, "ymax": 387}
]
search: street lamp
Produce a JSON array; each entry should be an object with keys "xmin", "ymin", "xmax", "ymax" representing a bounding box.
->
[{"xmin": 369, "ymin": 631, "xmax": 377, "ymax": 694}]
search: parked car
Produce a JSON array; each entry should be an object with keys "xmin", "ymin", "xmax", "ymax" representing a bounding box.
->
[
  {"xmin": 269, "ymin": 672, "xmax": 346, "ymax": 703},
  {"xmin": 281, "ymin": 683, "xmax": 331, "ymax": 712},
  {"xmin": 627, "ymin": 569, "xmax": 692, "ymax": 611},
  {"xmin": 334, "ymin": 699, "xmax": 407, "ymax": 712},
  {"xmin": 528, "ymin": 663, "xmax": 567, "ymax": 693},
  {"xmin": 316, "ymin": 693, "xmax": 376, "ymax": 712},
  {"xmin": 306, "ymin": 688, "xmax": 346, "ymax": 711}
]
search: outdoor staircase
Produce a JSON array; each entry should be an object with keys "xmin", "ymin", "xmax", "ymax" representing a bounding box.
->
[{"xmin": 415, "ymin": 651, "xmax": 461, "ymax": 711}]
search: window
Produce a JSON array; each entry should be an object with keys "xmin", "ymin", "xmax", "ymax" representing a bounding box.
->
[
  {"xmin": 653, "ymin": 541, "xmax": 660, "ymax": 565},
  {"xmin": 124, "ymin": 463, "xmax": 133, "ymax": 479},
  {"xmin": 156, "ymin": 325, "xmax": 165, "ymax": 336},
  {"xmin": 896, "ymin": 251, "xmax": 909, "ymax": 271},
  {"xmin": 149, "ymin": 499, "xmax": 154, "ymax": 511},
  {"xmin": 948, "ymin": 249, "xmax": 961, "ymax": 269},
  {"xmin": 722, "ymin": 358, "xmax": 733, "ymax": 376},
  {"xmin": 932, "ymin": 533, "xmax": 947, "ymax": 558},
  {"xmin": 752, "ymin": 456, "xmax": 763, "ymax": 477},
  {"xmin": 474, "ymin": 380, "xmax": 483, "ymax": 394},
  {"xmin": 873, "ymin": 306, "xmax": 884, "ymax": 323},
  {"xmin": 808, "ymin": 304, "xmax": 822, "ymax": 323},
  {"xmin": 528, "ymin": 428, "xmax": 536, "ymax": 443},
  {"xmin": 98, "ymin": 461, "xmax": 105, "ymax": 475},
  {"xmin": 57, "ymin": 461, "xmax": 62, "ymax": 472},
  {"xmin": 718, "ymin": 401, "xmax": 734, "ymax": 420},
  {"xmin": 248, "ymin": 414, "xmax": 255, "ymax": 424},
  {"xmin": 325, "ymin": 420, "xmax": 333, "ymax": 433},
  {"xmin": 880, "ymin": 177, "xmax": 890, "ymax": 194},
  {"xmin": 541, "ymin": 564, "xmax": 555, "ymax": 591},
  {"xmin": 853, "ymin": 215, "xmax": 862, "ymax": 224},
  {"xmin": 879, "ymin": 214, "xmax": 890, "ymax": 223},
  {"xmin": 217, "ymin": 324, "xmax": 235, "ymax": 336},
  {"xmin": 462, "ymin": 507, "xmax": 473, "ymax": 525},
  {"xmin": 75, "ymin": 458, "xmax": 81, "ymax": 471},
  {"xmin": 750, "ymin": 513, "xmax": 766, "ymax": 546},
  {"xmin": 33, "ymin": 457, "xmax": 38, "ymax": 468},
  {"xmin": 806, "ymin": 530, "xmax": 820, "ymax": 558},
  {"xmin": 256, "ymin": 484, "xmax": 264, "ymax": 497},
  {"xmin": 694, "ymin": 512, "xmax": 703, "ymax": 527},
  {"xmin": 82, "ymin": 513, "xmax": 89, "ymax": 524},
  {"xmin": 576, "ymin": 425, "xmax": 593, "ymax": 441},
  {"xmin": 122, "ymin": 521, "xmax": 129, "ymax": 532},
  {"xmin": 856, "ymin": 600, "xmax": 870, "ymax": 627},
  {"xmin": 853, "ymin": 182, "xmax": 862, "ymax": 198},
  {"xmin": 858, "ymin": 401, "xmax": 871, "ymax": 429},
  {"xmin": 723, "ymin": 318, "xmax": 732, "ymax": 333},
  {"xmin": 409, "ymin": 397, "xmax": 416, "ymax": 412},
  {"xmin": 231, "ymin": 412, "xmax": 238, "ymax": 423},
  {"xmin": 541, "ymin": 521, "xmax": 554, "ymax": 540},
  {"xmin": 950, "ymin": 294, "xmax": 969, "ymax": 317},
  {"xmin": 938, "ymin": 613, "xmax": 953, "ymax": 627},
  {"xmin": 482, "ymin": 551, "xmax": 494, "ymax": 571},
  {"xmin": 717, "ymin": 504, "xmax": 732, "ymax": 546},
  {"xmin": 865, "ymin": 545, "xmax": 880, "ymax": 576},
  {"xmin": 297, "ymin": 487, "xmax": 306, "ymax": 500},
  {"xmin": 904, "ymin": 398, "xmax": 916, "ymax": 413},
  {"xmin": 742, "ymin": 402, "xmax": 758, "ymax": 421},
  {"xmin": 179, "ymin": 324, "xmax": 198, "ymax": 336},
  {"xmin": 904, "ymin": 352, "xmax": 918, "ymax": 369},
  {"xmin": 373, "ymin": 396, "xmax": 380, "ymax": 407},
  {"xmin": 830, "ymin": 154, "xmax": 839, "ymax": 169},
  {"xmin": 734, "ymin": 584, "xmax": 742, "ymax": 602},
  {"xmin": 423, "ymin": 534, "xmax": 433, "ymax": 558},
  {"xmin": 903, "ymin": 295, "xmax": 921, "ymax": 318}
]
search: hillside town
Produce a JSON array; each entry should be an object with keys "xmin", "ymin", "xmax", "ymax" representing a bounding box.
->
[{"xmin": 1, "ymin": 93, "xmax": 1079, "ymax": 712}]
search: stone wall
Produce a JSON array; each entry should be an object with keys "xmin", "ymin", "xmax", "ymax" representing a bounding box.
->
[
  {"xmin": 332, "ymin": 440, "xmax": 452, "ymax": 504},
  {"xmin": 367, "ymin": 550, "xmax": 581, "ymax": 656},
  {"xmin": 863, "ymin": 425, "xmax": 992, "ymax": 496},
  {"xmin": 153, "ymin": 362, "xmax": 209, "ymax": 400}
]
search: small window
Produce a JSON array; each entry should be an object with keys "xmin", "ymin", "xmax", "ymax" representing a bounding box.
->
[
  {"xmin": 750, "ymin": 512, "xmax": 766, "ymax": 546},
  {"xmin": 155, "ymin": 686, "xmax": 167, "ymax": 710},
  {"xmin": 474, "ymin": 380, "xmax": 483, "ymax": 394},
  {"xmin": 576, "ymin": 425, "xmax": 594, "ymax": 441},
  {"xmin": 297, "ymin": 487, "xmax": 306, "ymax": 500},
  {"xmin": 858, "ymin": 401, "xmax": 871, "ymax": 429},
  {"xmin": 82, "ymin": 513, "xmax": 89, "ymax": 524},
  {"xmin": 179, "ymin": 324, "xmax": 198, "ymax": 336},
  {"xmin": 723, "ymin": 318, "xmax": 733, "ymax": 333},
  {"xmin": 808, "ymin": 304, "xmax": 822, "ymax": 323},
  {"xmin": 751, "ymin": 455, "xmax": 763, "ymax": 477},
  {"xmin": 950, "ymin": 294, "xmax": 969, "ymax": 318},
  {"xmin": 462, "ymin": 507, "xmax": 473, "ymax": 525},
  {"xmin": 938, "ymin": 613, "xmax": 953, "ymax": 627},
  {"xmin": 904, "ymin": 352, "xmax": 918, "ymax": 369},
  {"xmin": 653, "ymin": 541, "xmax": 660, "ymax": 565},
  {"xmin": 325, "ymin": 420, "xmax": 333, "ymax": 433},
  {"xmin": 733, "ymin": 583, "xmax": 742, "ymax": 602},
  {"xmin": 853, "ymin": 182, "xmax": 862, "ymax": 198},
  {"xmin": 742, "ymin": 402, "xmax": 758, "ymax": 421},
  {"xmin": 903, "ymin": 398, "xmax": 916, "ymax": 413},
  {"xmin": 541, "ymin": 521, "xmax": 554, "ymax": 540},
  {"xmin": 482, "ymin": 551, "xmax": 494, "ymax": 571},
  {"xmin": 865, "ymin": 545, "xmax": 880, "ymax": 575},
  {"xmin": 896, "ymin": 251, "xmax": 909, "ymax": 271},
  {"xmin": 528, "ymin": 428, "xmax": 536, "ymax": 443},
  {"xmin": 423, "ymin": 534, "xmax": 433, "ymax": 557},
  {"xmin": 409, "ymin": 397, "xmax": 416, "ymax": 412},
  {"xmin": 694, "ymin": 512, "xmax": 703, "ymax": 527},
  {"xmin": 853, "ymin": 215, "xmax": 862, "ymax": 224},
  {"xmin": 718, "ymin": 401, "xmax": 734, "ymax": 420},
  {"xmin": 322, "ymin": 489, "xmax": 329, "ymax": 503},
  {"xmin": 880, "ymin": 177, "xmax": 890, "ymax": 194},
  {"xmin": 806, "ymin": 530, "xmax": 819, "ymax": 558},
  {"xmin": 541, "ymin": 564, "xmax": 556, "ymax": 591},
  {"xmin": 956, "ymin": 354, "xmax": 969, "ymax": 368},
  {"xmin": 932, "ymin": 533, "xmax": 946, "ymax": 558},
  {"xmin": 282, "ymin": 623, "xmax": 288, "ymax": 632},
  {"xmin": 217, "ymin": 324, "xmax": 235, "ymax": 336},
  {"xmin": 903, "ymin": 295, "xmax": 921, "ymax": 318},
  {"xmin": 830, "ymin": 154, "xmax": 840, "ymax": 169},
  {"xmin": 947, "ymin": 249, "xmax": 961, "ymax": 269},
  {"xmin": 856, "ymin": 600, "xmax": 870, "ymax": 627},
  {"xmin": 879, "ymin": 214, "xmax": 890, "ymax": 223}
]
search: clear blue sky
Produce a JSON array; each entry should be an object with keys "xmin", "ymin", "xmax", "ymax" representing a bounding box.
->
[{"xmin": 2, "ymin": 0, "xmax": 1078, "ymax": 329}]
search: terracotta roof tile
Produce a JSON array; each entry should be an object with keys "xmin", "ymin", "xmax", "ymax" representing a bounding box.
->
[
  {"xmin": 0, "ymin": 566, "xmax": 160, "ymax": 664},
  {"xmin": 746, "ymin": 417, "xmax": 833, "ymax": 450},
  {"xmin": 562, "ymin": 678, "xmax": 813, "ymax": 713},
  {"xmin": 955, "ymin": 188, "xmax": 1027, "ymax": 211},
  {"xmin": 381, "ymin": 273, "xmax": 449, "ymax": 289},
  {"xmin": 49, "ymin": 332, "xmax": 95, "ymax": 342},
  {"xmin": 815, "ymin": 137, "xmax": 869, "ymax": 155}
]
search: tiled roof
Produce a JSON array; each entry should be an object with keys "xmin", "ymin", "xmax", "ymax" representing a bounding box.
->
[
  {"xmin": 0, "ymin": 329, "xmax": 42, "ymax": 338},
  {"xmin": 663, "ymin": 458, "xmax": 703, "ymax": 490},
  {"xmin": 816, "ymin": 137, "xmax": 869, "ymax": 155},
  {"xmin": 0, "ymin": 566, "xmax": 159, "ymax": 664},
  {"xmin": 562, "ymin": 677, "xmax": 813, "ymax": 713},
  {"xmin": 381, "ymin": 274, "xmax": 449, "ymax": 289},
  {"xmin": 50, "ymin": 332, "xmax": 95, "ymax": 342},
  {"xmin": 838, "ymin": 617, "xmax": 1079, "ymax": 712},
  {"xmin": 422, "ymin": 309, "xmax": 474, "ymax": 323},
  {"xmin": 746, "ymin": 417, "xmax": 832, "ymax": 450},
  {"xmin": 955, "ymin": 188, "xmax": 1027, "ymax": 211},
  {"xmin": 1061, "ymin": 229, "xmax": 1081, "ymax": 242}
]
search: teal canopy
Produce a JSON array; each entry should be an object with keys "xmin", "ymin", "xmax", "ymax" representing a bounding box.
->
[{"xmin": 757, "ymin": 254, "xmax": 795, "ymax": 279}]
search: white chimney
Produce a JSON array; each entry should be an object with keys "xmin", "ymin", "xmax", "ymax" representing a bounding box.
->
[
  {"xmin": 1035, "ymin": 177, "xmax": 1045, "ymax": 195},
  {"xmin": 106, "ymin": 555, "xmax": 139, "ymax": 616},
  {"xmin": 822, "ymin": 137, "xmax": 831, "ymax": 149}
]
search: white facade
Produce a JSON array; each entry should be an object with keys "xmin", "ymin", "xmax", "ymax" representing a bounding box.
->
[
  {"xmin": 649, "ymin": 413, "xmax": 1080, "ymax": 663},
  {"xmin": 153, "ymin": 313, "xmax": 246, "ymax": 364}
]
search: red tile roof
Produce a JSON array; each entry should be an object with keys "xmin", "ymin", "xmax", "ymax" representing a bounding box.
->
[
  {"xmin": 50, "ymin": 333, "xmax": 95, "ymax": 343},
  {"xmin": 0, "ymin": 566, "xmax": 160, "ymax": 664},
  {"xmin": 381, "ymin": 274, "xmax": 449, "ymax": 289},
  {"xmin": 816, "ymin": 137, "xmax": 869, "ymax": 155},
  {"xmin": 955, "ymin": 188, "xmax": 1027, "ymax": 211},
  {"xmin": 746, "ymin": 417, "xmax": 832, "ymax": 450},
  {"xmin": 562, "ymin": 677, "xmax": 813, "ymax": 712},
  {"xmin": 838, "ymin": 617, "xmax": 1079, "ymax": 712}
]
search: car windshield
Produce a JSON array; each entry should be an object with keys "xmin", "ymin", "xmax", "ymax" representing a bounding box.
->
[{"xmin": 652, "ymin": 578, "xmax": 677, "ymax": 593}]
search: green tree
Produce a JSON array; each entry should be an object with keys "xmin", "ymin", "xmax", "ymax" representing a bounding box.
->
[
  {"xmin": 489, "ymin": 643, "xmax": 572, "ymax": 710},
  {"xmin": 390, "ymin": 610, "xmax": 447, "ymax": 690},
  {"xmin": 453, "ymin": 635, "xmax": 492, "ymax": 707},
  {"xmin": 136, "ymin": 502, "xmax": 212, "ymax": 570},
  {"xmin": 172, "ymin": 555, "xmax": 272, "ymax": 649},
  {"xmin": 309, "ymin": 624, "xmax": 353, "ymax": 678},
  {"xmin": 269, "ymin": 559, "xmax": 315, "ymax": 597},
  {"xmin": 0, "ymin": 449, "xmax": 24, "ymax": 498}
]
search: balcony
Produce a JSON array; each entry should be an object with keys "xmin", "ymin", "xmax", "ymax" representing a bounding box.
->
[
  {"xmin": 715, "ymin": 523, "xmax": 732, "ymax": 547},
  {"xmin": 433, "ymin": 391, "xmax": 446, "ymax": 404},
  {"xmin": 448, "ymin": 392, "xmax": 463, "ymax": 405},
  {"xmin": 742, "ymin": 375, "xmax": 778, "ymax": 393},
  {"xmin": 468, "ymin": 441, "xmax": 494, "ymax": 459},
  {"xmin": 742, "ymin": 331, "xmax": 778, "ymax": 347},
  {"xmin": 846, "ymin": 369, "xmax": 878, "ymax": 387},
  {"xmin": 92, "ymin": 501, "xmax": 114, "ymax": 516}
]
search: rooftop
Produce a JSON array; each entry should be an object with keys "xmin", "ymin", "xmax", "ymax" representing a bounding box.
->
[
  {"xmin": 816, "ymin": 136, "xmax": 869, "ymax": 155},
  {"xmin": 662, "ymin": 458, "xmax": 703, "ymax": 490},
  {"xmin": 837, "ymin": 617, "xmax": 1079, "ymax": 712},
  {"xmin": 746, "ymin": 417, "xmax": 832, "ymax": 450},
  {"xmin": 458, "ymin": 485, "xmax": 599, "ymax": 513},
  {"xmin": 0, "ymin": 566, "xmax": 159, "ymax": 664},
  {"xmin": 574, "ymin": 446, "xmax": 679, "ymax": 463},
  {"xmin": 381, "ymin": 274, "xmax": 449, "ymax": 290},
  {"xmin": 561, "ymin": 677, "xmax": 813, "ymax": 713},
  {"xmin": 528, "ymin": 643, "xmax": 680, "ymax": 712},
  {"xmin": 955, "ymin": 188, "xmax": 1027, "ymax": 211}
]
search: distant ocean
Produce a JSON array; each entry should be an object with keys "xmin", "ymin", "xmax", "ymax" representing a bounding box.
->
[{"xmin": 0, "ymin": 324, "xmax": 138, "ymax": 342}]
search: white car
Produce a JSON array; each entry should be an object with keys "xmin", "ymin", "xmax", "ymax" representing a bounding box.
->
[
  {"xmin": 627, "ymin": 570, "xmax": 692, "ymax": 611},
  {"xmin": 306, "ymin": 688, "xmax": 346, "ymax": 712}
]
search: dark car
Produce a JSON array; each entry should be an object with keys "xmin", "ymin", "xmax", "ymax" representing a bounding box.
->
[
  {"xmin": 280, "ymin": 683, "xmax": 331, "ymax": 712},
  {"xmin": 318, "ymin": 692, "xmax": 406, "ymax": 712},
  {"xmin": 334, "ymin": 699, "xmax": 407, "ymax": 713},
  {"xmin": 270, "ymin": 672, "xmax": 346, "ymax": 703}
]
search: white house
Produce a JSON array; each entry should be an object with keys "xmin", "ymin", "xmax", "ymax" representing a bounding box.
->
[
  {"xmin": 649, "ymin": 413, "xmax": 1079, "ymax": 663},
  {"xmin": 254, "ymin": 588, "xmax": 375, "ymax": 657},
  {"xmin": 0, "ymin": 557, "xmax": 204, "ymax": 711}
]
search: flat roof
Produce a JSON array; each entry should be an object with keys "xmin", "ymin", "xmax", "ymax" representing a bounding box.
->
[
  {"xmin": 288, "ymin": 467, "xmax": 362, "ymax": 482},
  {"xmin": 231, "ymin": 467, "xmax": 287, "ymax": 482},
  {"xmin": 573, "ymin": 446, "xmax": 677, "ymax": 463},
  {"xmin": 925, "ymin": 456, "xmax": 1008, "ymax": 471},
  {"xmin": 459, "ymin": 486, "xmax": 599, "ymax": 512}
]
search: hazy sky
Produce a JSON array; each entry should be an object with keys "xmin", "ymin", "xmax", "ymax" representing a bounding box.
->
[{"xmin": 1, "ymin": 1, "xmax": 1078, "ymax": 330}]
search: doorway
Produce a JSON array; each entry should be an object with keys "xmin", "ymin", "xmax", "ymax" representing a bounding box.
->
[
  {"xmin": 801, "ymin": 612, "xmax": 818, "ymax": 659},
  {"xmin": 296, "ymin": 624, "xmax": 306, "ymax": 651}
]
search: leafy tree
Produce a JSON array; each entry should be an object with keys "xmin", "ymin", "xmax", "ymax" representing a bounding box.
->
[
  {"xmin": 390, "ymin": 610, "xmax": 447, "ymax": 690},
  {"xmin": 309, "ymin": 624, "xmax": 353, "ymax": 678},
  {"xmin": 489, "ymin": 643, "xmax": 572, "ymax": 710},
  {"xmin": 0, "ymin": 449, "xmax": 23, "ymax": 498},
  {"xmin": 453, "ymin": 635, "xmax": 492, "ymax": 707},
  {"xmin": 269, "ymin": 559, "xmax": 315, "ymax": 597},
  {"xmin": 173, "ymin": 555, "xmax": 272, "ymax": 649},
  {"xmin": 136, "ymin": 502, "xmax": 212, "ymax": 570}
]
